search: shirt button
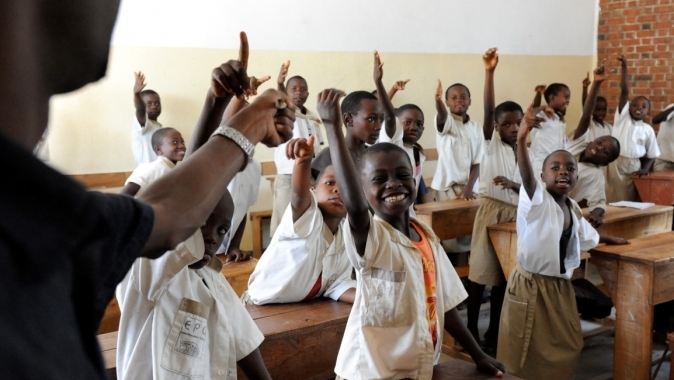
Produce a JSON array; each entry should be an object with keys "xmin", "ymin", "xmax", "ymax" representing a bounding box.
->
[{"xmin": 218, "ymin": 369, "xmax": 224, "ymax": 375}]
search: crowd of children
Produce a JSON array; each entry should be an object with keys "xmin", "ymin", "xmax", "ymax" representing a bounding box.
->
[{"xmin": 111, "ymin": 35, "xmax": 674, "ymax": 379}]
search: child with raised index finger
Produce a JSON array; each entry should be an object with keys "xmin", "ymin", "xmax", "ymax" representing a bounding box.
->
[{"xmin": 131, "ymin": 71, "xmax": 164, "ymax": 166}]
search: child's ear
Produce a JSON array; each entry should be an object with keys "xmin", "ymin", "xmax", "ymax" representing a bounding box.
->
[{"xmin": 343, "ymin": 113, "xmax": 353, "ymax": 127}]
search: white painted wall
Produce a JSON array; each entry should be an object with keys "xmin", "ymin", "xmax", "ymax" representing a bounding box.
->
[{"xmin": 112, "ymin": 0, "xmax": 597, "ymax": 56}]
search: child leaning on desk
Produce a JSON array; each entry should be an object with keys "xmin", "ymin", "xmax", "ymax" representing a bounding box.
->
[{"xmin": 497, "ymin": 104, "xmax": 628, "ymax": 380}]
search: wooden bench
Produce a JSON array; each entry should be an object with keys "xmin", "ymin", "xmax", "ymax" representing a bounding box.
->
[
  {"xmin": 238, "ymin": 299, "xmax": 352, "ymax": 380},
  {"xmin": 432, "ymin": 358, "xmax": 521, "ymax": 379},
  {"xmin": 249, "ymin": 210, "xmax": 273, "ymax": 257},
  {"xmin": 633, "ymin": 171, "xmax": 674, "ymax": 205},
  {"xmin": 97, "ymin": 331, "xmax": 117, "ymax": 380}
]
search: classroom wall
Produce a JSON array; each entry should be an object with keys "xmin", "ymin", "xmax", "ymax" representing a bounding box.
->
[
  {"xmin": 48, "ymin": 0, "xmax": 600, "ymax": 250},
  {"xmin": 597, "ymin": 0, "xmax": 674, "ymax": 127}
]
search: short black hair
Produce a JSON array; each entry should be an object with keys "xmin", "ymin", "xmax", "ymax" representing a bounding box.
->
[
  {"xmin": 444, "ymin": 83, "xmax": 471, "ymax": 100},
  {"xmin": 494, "ymin": 101, "xmax": 523, "ymax": 122},
  {"xmin": 151, "ymin": 127, "xmax": 178, "ymax": 150},
  {"xmin": 633, "ymin": 95, "xmax": 652, "ymax": 110},
  {"xmin": 603, "ymin": 136, "xmax": 621, "ymax": 164},
  {"xmin": 596, "ymin": 96, "xmax": 607, "ymax": 104},
  {"xmin": 286, "ymin": 75, "xmax": 307, "ymax": 87},
  {"xmin": 542, "ymin": 149, "xmax": 576, "ymax": 169},
  {"xmin": 355, "ymin": 142, "xmax": 411, "ymax": 171},
  {"xmin": 341, "ymin": 91, "xmax": 378, "ymax": 116},
  {"xmin": 140, "ymin": 89, "xmax": 159, "ymax": 97},
  {"xmin": 544, "ymin": 83, "xmax": 569, "ymax": 103},
  {"xmin": 396, "ymin": 104, "xmax": 424, "ymax": 117}
]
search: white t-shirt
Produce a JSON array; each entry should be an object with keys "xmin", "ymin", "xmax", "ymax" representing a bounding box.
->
[
  {"xmin": 656, "ymin": 104, "xmax": 674, "ymax": 162},
  {"xmin": 125, "ymin": 155, "xmax": 175, "ymax": 196},
  {"xmin": 431, "ymin": 114, "xmax": 483, "ymax": 192},
  {"xmin": 530, "ymin": 111, "xmax": 567, "ymax": 174},
  {"xmin": 116, "ymin": 231, "xmax": 264, "ymax": 380},
  {"xmin": 612, "ymin": 101, "xmax": 660, "ymax": 159},
  {"xmin": 566, "ymin": 134, "xmax": 607, "ymax": 212},
  {"xmin": 131, "ymin": 116, "xmax": 162, "ymax": 166},
  {"xmin": 274, "ymin": 108, "xmax": 324, "ymax": 175},
  {"xmin": 216, "ymin": 159, "xmax": 262, "ymax": 254},
  {"xmin": 517, "ymin": 181, "xmax": 599, "ymax": 279},
  {"xmin": 246, "ymin": 192, "xmax": 355, "ymax": 304},
  {"xmin": 335, "ymin": 215, "xmax": 467, "ymax": 380},
  {"xmin": 478, "ymin": 132, "xmax": 523, "ymax": 205}
]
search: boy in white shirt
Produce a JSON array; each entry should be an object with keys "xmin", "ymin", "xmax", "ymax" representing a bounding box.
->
[
  {"xmin": 652, "ymin": 103, "xmax": 674, "ymax": 172},
  {"xmin": 244, "ymin": 136, "xmax": 355, "ymax": 304},
  {"xmin": 271, "ymin": 61, "xmax": 325, "ymax": 235},
  {"xmin": 132, "ymin": 71, "xmax": 163, "ymax": 166},
  {"xmin": 606, "ymin": 55, "xmax": 661, "ymax": 202},
  {"xmin": 581, "ymin": 73, "xmax": 613, "ymax": 142},
  {"xmin": 530, "ymin": 83, "xmax": 570, "ymax": 174},
  {"xmin": 498, "ymin": 105, "xmax": 627, "ymax": 380},
  {"xmin": 320, "ymin": 88, "xmax": 505, "ymax": 380},
  {"xmin": 120, "ymin": 127, "xmax": 186, "ymax": 197}
]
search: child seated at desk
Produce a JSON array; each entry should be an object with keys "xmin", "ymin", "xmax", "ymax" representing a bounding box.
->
[
  {"xmin": 120, "ymin": 127, "xmax": 186, "ymax": 197},
  {"xmin": 319, "ymin": 88, "xmax": 505, "ymax": 379},
  {"xmin": 498, "ymin": 104, "xmax": 627, "ymax": 380},
  {"xmin": 244, "ymin": 136, "xmax": 356, "ymax": 305}
]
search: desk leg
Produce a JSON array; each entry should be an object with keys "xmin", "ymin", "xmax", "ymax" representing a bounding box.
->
[
  {"xmin": 251, "ymin": 216, "xmax": 263, "ymax": 258},
  {"xmin": 613, "ymin": 261, "xmax": 654, "ymax": 380}
]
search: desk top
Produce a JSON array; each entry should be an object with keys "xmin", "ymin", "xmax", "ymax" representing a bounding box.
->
[
  {"xmin": 245, "ymin": 299, "xmax": 352, "ymax": 338},
  {"xmin": 487, "ymin": 205, "xmax": 674, "ymax": 233},
  {"xmin": 432, "ymin": 358, "xmax": 521, "ymax": 379},
  {"xmin": 631, "ymin": 171, "xmax": 674, "ymax": 180},
  {"xmin": 589, "ymin": 231, "xmax": 674, "ymax": 265},
  {"xmin": 415, "ymin": 198, "xmax": 483, "ymax": 215}
]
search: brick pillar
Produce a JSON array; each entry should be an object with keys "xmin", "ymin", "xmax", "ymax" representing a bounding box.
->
[{"xmin": 597, "ymin": 0, "xmax": 674, "ymax": 126}]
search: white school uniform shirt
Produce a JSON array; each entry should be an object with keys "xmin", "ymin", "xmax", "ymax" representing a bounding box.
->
[
  {"xmin": 478, "ymin": 132, "xmax": 523, "ymax": 205},
  {"xmin": 656, "ymin": 104, "xmax": 674, "ymax": 162},
  {"xmin": 612, "ymin": 101, "xmax": 660, "ymax": 159},
  {"xmin": 335, "ymin": 214, "xmax": 467, "ymax": 380},
  {"xmin": 517, "ymin": 181, "xmax": 599, "ymax": 279},
  {"xmin": 131, "ymin": 116, "xmax": 162, "ymax": 166},
  {"xmin": 274, "ymin": 108, "xmax": 324, "ymax": 175},
  {"xmin": 430, "ymin": 113, "xmax": 483, "ymax": 193},
  {"xmin": 33, "ymin": 128, "xmax": 50, "ymax": 161},
  {"xmin": 216, "ymin": 159, "xmax": 262, "ymax": 254},
  {"xmin": 585, "ymin": 119, "xmax": 613, "ymax": 143},
  {"xmin": 566, "ymin": 134, "xmax": 607, "ymax": 212},
  {"xmin": 125, "ymin": 155, "xmax": 175, "ymax": 196},
  {"xmin": 530, "ymin": 112, "xmax": 567, "ymax": 174},
  {"xmin": 116, "ymin": 231, "xmax": 264, "ymax": 380},
  {"xmin": 246, "ymin": 191, "xmax": 355, "ymax": 304}
]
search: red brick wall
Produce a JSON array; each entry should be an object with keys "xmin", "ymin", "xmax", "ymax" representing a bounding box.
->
[{"xmin": 597, "ymin": 0, "xmax": 674, "ymax": 126}]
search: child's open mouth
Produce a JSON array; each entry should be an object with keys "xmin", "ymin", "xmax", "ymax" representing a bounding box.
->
[{"xmin": 384, "ymin": 194, "xmax": 408, "ymax": 203}]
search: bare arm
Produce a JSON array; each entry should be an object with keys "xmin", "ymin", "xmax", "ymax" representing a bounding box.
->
[
  {"xmin": 445, "ymin": 309, "xmax": 505, "ymax": 376},
  {"xmin": 373, "ymin": 51, "xmax": 397, "ymax": 138},
  {"xmin": 119, "ymin": 182, "xmax": 141, "ymax": 197},
  {"xmin": 387, "ymin": 79, "xmax": 409, "ymax": 102},
  {"xmin": 532, "ymin": 85, "xmax": 545, "ymax": 108},
  {"xmin": 581, "ymin": 72, "xmax": 590, "ymax": 106},
  {"xmin": 457, "ymin": 164, "xmax": 480, "ymax": 200},
  {"xmin": 288, "ymin": 137, "xmax": 315, "ymax": 223},
  {"xmin": 517, "ymin": 106, "xmax": 544, "ymax": 200},
  {"xmin": 651, "ymin": 104, "xmax": 674, "ymax": 124},
  {"xmin": 185, "ymin": 90, "xmax": 233, "ymax": 157},
  {"xmin": 276, "ymin": 60, "xmax": 289, "ymax": 94},
  {"xmin": 573, "ymin": 62, "xmax": 608, "ymax": 140},
  {"xmin": 435, "ymin": 79, "xmax": 448, "ymax": 131},
  {"xmin": 227, "ymin": 218, "xmax": 247, "ymax": 253},
  {"xmin": 337, "ymin": 288, "xmax": 356, "ymax": 303},
  {"xmin": 618, "ymin": 55, "xmax": 629, "ymax": 113},
  {"xmin": 482, "ymin": 48, "xmax": 498, "ymax": 140},
  {"xmin": 133, "ymin": 71, "xmax": 147, "ymax": 126},
  {"xmin": 237, "ymin": 348, "xmax": 272, "ymax": 380}
]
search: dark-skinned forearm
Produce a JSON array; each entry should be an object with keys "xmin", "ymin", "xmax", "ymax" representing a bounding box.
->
[{"xmin": 483, "ymin": 69, "xmax": 496, "ymax": 140}]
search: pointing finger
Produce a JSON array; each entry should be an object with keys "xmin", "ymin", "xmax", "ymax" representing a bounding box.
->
[{"xmin": 239, "ymin": 31, "xmax": 249, "ymax": 70}]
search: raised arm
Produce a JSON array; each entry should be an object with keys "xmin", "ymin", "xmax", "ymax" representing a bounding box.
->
[
  {"xmin": 482, "ymin": 48, "xmax": 498, "ymax": 140},
  {"xmin": 387, "ymin": 79, "xmax": 410, "ymax": 101},
  {"xmin": 618, "ymin": 55, "xmax": 629, "ymax": 113},
  {"xmin": 581, "ymin": 72, "xmax": 591, "ymax": 106},
  {"xmin": 373, "ymin": 51, "xmax": 397, "ymax": 138},
  {"xmin": 435, "ymin": 79, "xmax": 448, "ymax": 131},
  {"xmin": 318, "ymin": 89, "xmax": 370, "ymax": 256},
  {"xmin": 287, "ymin": 136, "xmax": 315, "ymax": 222},
  {"xmin": 277, "ymin": 60, "xmax": 290, "ymax": 94},
  {"xmin": 573, "ymin": 61, "xmax": 609, "ymax": 140},
  {"xmin": 518, "ymin": 105, "xmax": 547, "ymax": 199},
  {"xmin": 133, "ymin": 71, "xmax": 148, "ymax": 126},
  {"xmin": 652, "ymin": 104, "xmax": 674, "ymax": 124},
  {"xmin": 532, "ymin": 85, "xmax": 545, "ymax": 108}
]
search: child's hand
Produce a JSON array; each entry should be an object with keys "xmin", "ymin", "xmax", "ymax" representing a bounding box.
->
[
  {"xmin": 435, "ymin": 79, "xmax": 443, "ymax": 101},
  {"xmin": 225, "ymin": 248, "xmax": 252, "ymax": 263},
  {"xmin": 604, "ymin": 236, "xmax": 630, "ymax": 245},
  {"xmin": 317, "ymin": 88, "xmax": 347, "ymax": 128},
  {"xmin": 211, "ymin": 32, "xmax": 252, "ymax": 98},
  {"xmin": 582, "ymin": 72, "xmax": 591, "ymax": 88},
  {"xmin": 493, "ymin": 176, "xmax": 515, "ymax": 190},
  {"xmin": 586, "ymin": 214, "xmax": 603, "ymax": 228},
  {"xmin": 456, "ymin": 188, "xmax": 477, "ymax": 200},
  {"xmin": 617, "ymin": 54, "xmax": 627, "ymax": 67},
  {"xmin": 593, "ymin": 59, "xmax": 609, "ymax": 82},
  {"xmin": 286, "ymin": 136, "xmax": 315, "ymax": 163},
  {"xmin": 373, "ymin": 51, "xmax": 384, "ymax": 82},
  {"xmin": 134, "ymin": 71, "xmax": 146, "ymax": 94},
  {"xmin": 277, "ymin": 60, "xmax": 290, "ymax": 86},
  {"xmin": 249, "ymin": 75, "xmax": 271, "ymax": 96},
  {"xmin": 534, "ymin": 85, "xmax": 546, "ymax": 95},
  {"xmin": 393, "ymin": 79, "xmax": 410, "ymax": 91},
  {"xmin": 483, "ymin": 47, "xmax": 499, "ymax": 71},
  {"xmin": 518, "ymin": 103, "xmax": 546, "ymax": 140},
  {"xmin": 632, "ymin": 168, "xmax": 651, "ymax": 177},
  {"xmin": 475, "ymin": 354, "xmax": 506, "ymax": 377}
]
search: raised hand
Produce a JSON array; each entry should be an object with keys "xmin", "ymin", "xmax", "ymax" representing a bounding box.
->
[
  {"xmin": 493, "ymin": 176, "xmax": 516, "ymax": 190},
  {"xmin": 134, "ymin": 71, "xmax": 147, "ymax": 94},
  {"xmin": 593, "ymin": 59, "xmax": 609, "ymax": 82},
  {"xmin": 249, "ymin": 75, "xmax": 271, "ymax": 96},
  {"xmin": 435, "ymin": 79, "xmax": 443, "ymax": 101},
  {"xmin": 277, "ymin": 60, "xmax": 290, "ymax": 86},
  {"xmin": 226, "ymin": 88, "xmax": 295, "ymax": 147},
  {"xmin": 317, "ymin": 89, "xmax": 347, "ymax": 128},
  {"xmin": 582, "ymin": 72, "xmax": 591, "ymax": 88},
  {"xmin": 617, "ymin": 54, "xmax": 627, "ymax": 67},
  {"xmin": 483, "ymin": 47, "xmax": 499, "ymax": 71},
  {"xmin": 373, "ymin": 51, "xmax": 384, "ymax": 82},
  {"xmin": 286, "ymin": 136, "xmax": 315, "ymax": 163},
  {"xmin": 393, "ymin": 79, "xmax": 410, "ymax": 91},
  {"xmin": 534, "ymin": 85, "xmax": 546, "ymax": 95},
  {"xmin": 518, "ymin": 104, "xmax": 547, "ymax": 140},
  {"xmin": 211, "ymin": 32, "xmax": 251, "ymax": 98}
]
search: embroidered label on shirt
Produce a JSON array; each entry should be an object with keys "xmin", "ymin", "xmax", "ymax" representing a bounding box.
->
[{"xmin": 173, "ymin": 315, "xmax": 207, "ymax": 358}]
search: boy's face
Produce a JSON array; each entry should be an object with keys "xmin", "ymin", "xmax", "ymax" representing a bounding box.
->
[
  {"xmin": 548, "ymin": 88, "xmax": 570, "ymax": 113},
  {"xmin": 142, "ymin": 94, "xmax": 162, "ymax": 120},
  {"xmin": 287, "ymin": 78, "xmax": 309, "ymax": 108},
  {"xmin": 496, "ymin": 111, "xmax": 522, "ymax": 145},
  {"xmin": 445, "ymin": 86, "xmax": 471, "ymax": 116},
  {"xmin": 400, "ymin": 109, "xmax": 425, "ymax": 145},
  {"xmin": 629, "ymin": 97, "xmax": 651, "ymax": 121},
  {"xmin": 360, "ymin": 151, "xmax": 415, "ymax": 221},
  {"xmin": 347, "ymin": 99, "xmax": 384, "ymax": 144},
  {"xmin": 593, "ymin": 100, "xmax": 607, "ymax": 122},
  {"xmin": 190, "ymin": 193, "xmax": 234, "ymax": 269},
  {"xmin": 585, "ymin": 136, "xmax": 617, "ymax": 166},
  {"xmin": 541, "ymin": 151, "xmax": 578, "ymax": 196},
  {"xmin": 156, "ymin": 130, "xmax": 186, "ymax": 162},
  {"xmin": 314, "ymin": 165, "xmax": 347, "ymax": 219}
]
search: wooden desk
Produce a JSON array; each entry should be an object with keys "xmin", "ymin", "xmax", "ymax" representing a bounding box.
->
[
  {"xmin": 220, "ymin": 257, "xmax": 257, "ymax": 297},
  {"xmin": 589, "ymin": 231, "xmax": 674, "ymax": 380},
  {"xmin": 633, "ymin": 171, "xmax": 674, "ymax": 205},
  {"xmin": 432, "ymin": 358, "xmax": 521, "ymax": 379},
  {"xmin": 415, "ymin": 198, "xmax": 483, "ymax": 241},
  {"xmin": 249, "ymin": 209, "xmax": 272, "ymax": 257},
  {"xmin": 97, "ymin": 331, "xmax": 117, "ymax": 380},
  {"xmin": 488, "ymin": 205, "xmax": 674, "ymax": 278},
  {"xmin": 238, "ymin": 299, "xmax": 352, "ymax": 380}
]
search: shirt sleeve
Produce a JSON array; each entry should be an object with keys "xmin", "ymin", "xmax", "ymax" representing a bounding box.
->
[
  {"xmin": 125, "ymin": 163, "xmax": 151, "ymax": 188},
  {"xmin": 276, "ymin": 192, "xmax": 321, "ymax": 240},
  {"xmin": 565, "ymin": 134, "xmax": 587, "ymax": 157},
  {"xmin": 616, "ymin": 101, "xmax": 631, "ymax": 124},
  {"xmin": 435, "ymin": 113, "xmax": 450, "ymax": 136},
  {"xmin": 471, "ymin": 123, "xmax": 484, "ymax": 165},
  {"xmin": 219, "ymin": 280, "xmax": 264, "ymax": 361},
  {"xmin": 585, "ymin": 173, "xmax": 607, "ymax": 212},
  {"xmin": 378, "ymin": 117, "xmax": 403, "ymax": 145},
  {"xmin": 645, "ymin": 127, "xmax": 661, "ymax": 158},
  {"xmin": 342, "ymin": 213, "xmax": 379, "ymax": 271},
  {"xmin": 435, "ymin": 242, "xmax": 469, "ymax": 312},
  {"xmin": 323, "ymin": 276, "xmax": 356, "ymax": 301},
  {"xmin": 577, "ymin": 215, "xmax": 600, "ymax": 252}
]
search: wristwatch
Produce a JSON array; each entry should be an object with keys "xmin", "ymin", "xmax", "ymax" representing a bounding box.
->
[{"xmin": 211, "ymin": 125, "xmax": 255, "ymax": 171}]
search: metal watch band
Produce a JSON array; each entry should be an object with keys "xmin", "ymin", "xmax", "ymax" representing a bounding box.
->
[{"xmin": 210, "ymin": 125, "xmax": 255, "ymax": 158}]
